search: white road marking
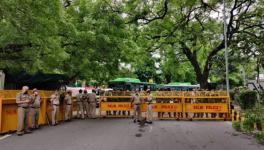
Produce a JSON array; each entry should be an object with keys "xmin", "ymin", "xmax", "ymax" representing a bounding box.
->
[
  {"xmin": 149, "ymin": 125, "xmax": 153, "ymax": 132},
  {"xmin": 0, "ymin": 134, "xmax": 11, "ymax": 140}
]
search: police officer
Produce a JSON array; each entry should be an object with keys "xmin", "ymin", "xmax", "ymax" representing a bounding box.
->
[
  {"xmin": 82, "ymin": 90, "xmax": 89, "ymax": 118},
  {"xmin": 30, "ymin": 88, "xmax": 41, "ymax": 129},
  {"xmin": 16, "ymin": 86, "xmax": 32, "ymax": 136},
  {"xmin": 76, "ymin": 89, "xmax": 84, "ymax": 119},
  {"xmin": 88, "ymin": 90, "xmax": 97, "ymax": 119},
  {"xmin": 50, "ymin": 91, "xmax": 60, "ymax": 126},
  {"xmin": 64, "ymin": 90, "xmax": 72, "ymax": 121},
  {"xmin": 146, "ymin": 89, "xmax": 153, "ymax": 124},
  {"xmin": 132, "ymin": 90, "xmax": 141, "ymax": 123}
]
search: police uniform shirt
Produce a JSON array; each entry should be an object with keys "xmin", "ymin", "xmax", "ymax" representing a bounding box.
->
[
  {"xmin": 31, "ymin": 95, "xmax": 41, "ymax": 108},
  {"xmin": 16, "ymin": 92, "xmax": 30, "ymax": 108},
  {"xmin": 51, "ymin": 94, "xmax": 60, "ymax": 105}
]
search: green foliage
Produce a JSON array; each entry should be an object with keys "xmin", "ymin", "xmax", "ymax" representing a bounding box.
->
[
  {"xmin": 242, "ymin": 119, "xmax": 255, "ymax": 133},
  {"xmin": 256, "ymin": 132, "xmax": 264, "ymax": 144},
  {"xmin": 232, "ymin": 121, "xmax": 241, "ymax": 132},
  {"xmin": 1, "ymin": 0, "xmax": 264, "ymax": 86},
  {"xmin": 239, "ymin": 91, "xmax": 257, "ymax": 110},
  {"xmin": 242, "ymin": 111, "xmax": 263, "ymax": 133},
  {"xmin": 259, "ymin": 92, "xmax": 264, "ymax": 105}
]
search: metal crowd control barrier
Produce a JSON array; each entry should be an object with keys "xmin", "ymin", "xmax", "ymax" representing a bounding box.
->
[
  {"xmin": 0, "ymin": 90, "xmax": 52, "ymax": 134},
  {"xmin": 99, "ymin": 91, "xmax": 231, "ymax": 120},
  {"xmin": 0, "ymin": 90, "xmax": 82, "ymax": 134}
]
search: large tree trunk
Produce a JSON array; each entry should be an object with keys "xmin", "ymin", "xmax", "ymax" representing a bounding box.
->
[
  {"xmin": 181, "ymin": 41, "xmax": 224, "ymax": 90},
  {"xmin": 196, "ymin": 72, "xmax": 209, "ymax": 90}
]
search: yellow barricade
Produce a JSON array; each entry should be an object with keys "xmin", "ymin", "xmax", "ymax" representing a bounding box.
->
[
  {"xmin": 0, "ymin": 90, "xmax": 53, "ymax": 134},
  {"xmin": 100, "ymin": 91, "xmax": 231, "ymax": 120},
  {"xmin": 0, "ymin": 89, "xmax": 82, "ymax": 134},
  {"xmin": 100, "ymin": 102, "xmax": 182, "ymax": 112},
  {"xmin": 185, "ymin": 103, "xmax": 228, "ymax": 113}
]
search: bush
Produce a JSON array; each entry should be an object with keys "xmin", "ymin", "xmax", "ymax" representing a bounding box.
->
[
  {"xmin": 242, "ymin": 112, "xmax": 259, "ymax": 133},
  {"xmin": 239, "ymin": 90, "xmax": 257, "ymax": 109},
  {"xmin": 232, "ymin": 121, "xmax": 241, "ymax": 131},
  {"xmin": 259, "ymin": 92, "xmax": 264, "ymax": 105},
  {"xmin": 256, "ymin": 132, "xmax": 264, "ymax": 144},
  {"xmin": 242, "ymin": 118, "xmax": 254, "ymax": 133}
]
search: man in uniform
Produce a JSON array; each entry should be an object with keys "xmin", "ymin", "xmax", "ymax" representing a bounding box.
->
[
  {"xmin": 145, "ymin": 89, "xmax": 153, "ymax": 124},
  {"xmin": 30, "ymin": 88, "xmax": 41, "ymax": 129},
  {"xmin": 16, "ymin": 86, "xmax": 32, "ymax": 136},
  {"xmin": 76, "ymin": 89, "xmax": 84, "ymax": 119},
  {"xmin": 50, "ymin": 91, "xmax": 60, "ymax": 126},
  {"xmin": 88, "ymin": 90, "xmax": 97, "ymax": 119},
  {"xmin": 132, "ymin": 90, "xmax": 141, "ymax": 123},
  {"xmin": 82, "ymin": 90, "xmax": 89, "ymax": 118},
  {"xmin": 64, "ymin": 90, "xmax": 72, "ymax": 121}
]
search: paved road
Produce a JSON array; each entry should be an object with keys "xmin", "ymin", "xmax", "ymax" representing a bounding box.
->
[{"xmin": 0, "ymin": 119, "xmax": 263, "ymax": 150}]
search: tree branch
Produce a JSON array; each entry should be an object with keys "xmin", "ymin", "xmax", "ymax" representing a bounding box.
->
[{"xmin": 0, "ymin": 43, "xmax": 32, "ymax": 53}]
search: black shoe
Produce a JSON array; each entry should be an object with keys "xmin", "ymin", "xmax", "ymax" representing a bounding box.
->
[
  {"xmin": 24, "ymin": 130, "xmax": 32, "ymax": 134},
  {"xmin": 17, "ymin": 133, "xmax": 23, "ymax": 136},
  {"xmin": 133, "ymin": 119, "xmax": 137, "ymax": 123},
  {"xmin": 146, "ymin": 121, "xmax": 153, "ymax": 124}
]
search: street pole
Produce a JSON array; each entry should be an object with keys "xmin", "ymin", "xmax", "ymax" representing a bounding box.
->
[{"xmin": 223, "ymin": 0, "xmax": 230, "ymax": 94}]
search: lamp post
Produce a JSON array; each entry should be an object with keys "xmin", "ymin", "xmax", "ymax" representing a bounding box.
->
[{"xmin": 223, "ymin": 0, "xmax": 230, "ymax": 93}]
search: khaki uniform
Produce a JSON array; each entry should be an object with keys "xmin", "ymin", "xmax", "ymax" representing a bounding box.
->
[
  {"xmin": 82, "ymin": 93, "xmax": 89, "ymax": 118},
  {"xmin": 16, "ymin": 92, "xmax": 31, "ymax": 134},
  {"xmin": 30, "ymin": 95, "xmax": 41, "ymax": 128},
  {"xmin": 88, "ymin": 93, "xmax": 97, "ymax": 118},
  {"xmin": 76, "ymin": 93, "xmax": 84, "ymax": 119},
  {"xmin": 64, "ymin": 94, "xmax": 72, "ymax": 121},
  {"xmin": 132, "ymin": 94, "xmax": 141, "ymax": 121},
  {"xmin": 146, "ymin": 94, "xmax": 153, "ymax": 122},
  {"xmin": 50, "ymin": 94, "xmax": 60, "ymax": 125}
]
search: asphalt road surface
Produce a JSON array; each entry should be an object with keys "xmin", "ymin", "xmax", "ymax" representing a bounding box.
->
[{"xmin": 0, "ymin": 119, "xmax": 263, "ymax": 150}]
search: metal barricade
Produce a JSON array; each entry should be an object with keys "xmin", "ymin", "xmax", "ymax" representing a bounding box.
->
[
  {"xmin": 0, "ymin": 90, "xmax": 53, "ymax": 134},
  {"xmin": 99, "ymin": 91, "xmax": 231, "ymax": 120}
]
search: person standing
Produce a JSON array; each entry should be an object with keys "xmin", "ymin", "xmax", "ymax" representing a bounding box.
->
[
  {"xmin": 30, "ymin": 88, "xmax": 41, "ymax": 129},
  {"xmin": 76, "ymin": 89, "xmax": 84, "ymax": 119},
  {"xmin": 132, "ymin": 90, "xmax": 141, "ymax": 123},
  {"xmin": 82, "ymin": 90, "xmax": 89, "ymax": 118},
  {"xmin": 88, "ymin": 90, "xmax": 97, "ymax": 119},
  {"xmin": 50, "ymin": 91, "xmax": 60, "ymax": 126},
  {"xmin": 146, "ymin": 89, "xmax": 153, "ymax": 124},
  {"xmin": 64, "ymin": 90, "xmax": 72, "ymax": 121},
  {"xmin": 16, "ymin": 86, "xmax": 32, "ymax": 136}
]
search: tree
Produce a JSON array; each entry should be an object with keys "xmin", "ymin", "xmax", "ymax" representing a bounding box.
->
[
  {"xmin": 0, "ymin": 0, "xmax": 67, "ymax": 73},
  {"xmin": 122, "ymin": 0, "xmax": 264, "ymax": 88}
]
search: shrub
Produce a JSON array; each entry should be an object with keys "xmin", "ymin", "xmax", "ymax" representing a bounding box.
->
[
  {"xmin": 239, "ymin": 91, "xmax": 257, "ymax": 109},
  {"xmin": 242, "ymin": 112, "xmax": 258, "ymax": 133},
  {"xmin": 259, "ymin": 92, "xmax": 264, "ymax": 105},
  {"xmin": 242, "ymin": 118, "xmax": 254, "ymax": 133},
  {"xmin": 256, "ymin": 132, "xmax": 264, "ymax": 144},
  {"xmin": 232, "ymin": 121, "xmax": 241, "ymax": 131}
]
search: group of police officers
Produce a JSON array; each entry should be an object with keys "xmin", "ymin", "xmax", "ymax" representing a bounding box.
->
[
  {"xmin": 131, "ymin": 89, "xmax": 153, "ymax": 124},
  {"xmin": 15, "ymin": 86, "xmax": 97, "ymax": 136},
  {"xmin": 16, "ymin": 86, "xmax": 41, "ymax": 136}
]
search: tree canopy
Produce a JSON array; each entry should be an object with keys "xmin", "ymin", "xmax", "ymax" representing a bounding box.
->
[{"xmin": 1, "ymin": 0, "xmax": 264, "ymax": 88}]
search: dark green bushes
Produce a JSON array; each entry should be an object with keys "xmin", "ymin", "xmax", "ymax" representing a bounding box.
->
[{"xmin": 239, "ymin": 91, "xmax": 257, "ymax": 109}]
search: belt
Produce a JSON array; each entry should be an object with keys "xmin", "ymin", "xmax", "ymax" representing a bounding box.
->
[
  {"xmin": 134, "ymin": 104, "xmax": 140, "ymax": 105},
  {"xmin": 53, "ymin": 104, "xmax": 59, "ymax": 106},
  {"xmin": 67, "ymin": 104, "xmax": 72, "ymax": 105},
  {"xmin": 18, "ymin": 106, "xmax": 29, "ymax": 109},
  {"xmin": 31, "ymin": 107, "xmax": 40, "ymax": 108}
]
